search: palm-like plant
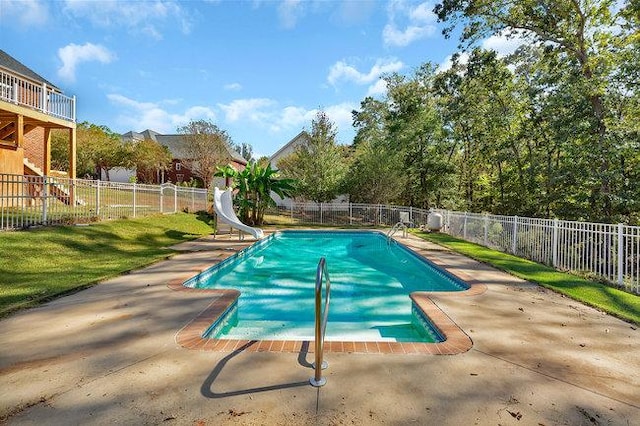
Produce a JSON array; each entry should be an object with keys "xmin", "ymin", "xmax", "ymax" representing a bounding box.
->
[{"xmin": 215, "ymin": 163, "xmax": 296, "ymax": 225}]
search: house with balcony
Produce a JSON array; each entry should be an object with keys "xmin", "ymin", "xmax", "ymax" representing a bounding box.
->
[
  {"xmin": 0, "ymin": 49, "xmax": 77, "ymax": 178},
  {"xmin": 0, "ymin": 50, "xmax": 77, "ymax": 206}
]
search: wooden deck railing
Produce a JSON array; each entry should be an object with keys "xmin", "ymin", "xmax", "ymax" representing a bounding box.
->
[{"xmin": 0, "ymin": 69, "xmax": 76, "ymax": 122}]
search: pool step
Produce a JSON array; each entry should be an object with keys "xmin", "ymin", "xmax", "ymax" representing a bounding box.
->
[{"xmin": 219, "ymin": 320, "xmax": 428, "ymax": 342}]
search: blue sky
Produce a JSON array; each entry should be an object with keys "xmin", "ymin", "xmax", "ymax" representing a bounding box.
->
[{"xmin": 1, "ymin": 0, "xmax": 520, "ymax": 158}]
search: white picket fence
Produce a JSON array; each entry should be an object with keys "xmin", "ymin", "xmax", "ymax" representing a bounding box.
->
[
  {"xmin": 0, "ymin": 173, "xmax": 209, "ymax": 230},
  {"xmin": 269, "ymin": 202, "xmax": 640, "ymax": 294},
  {"xmin": 436, "ymin": 210, "xmax": 640, "ymax": 294}
]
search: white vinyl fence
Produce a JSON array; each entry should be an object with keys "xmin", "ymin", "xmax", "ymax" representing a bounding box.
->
[
  {"xmin": 435, "ymin": 210, "xmax": 640, "ymax": 294},
  {"xmin": 0, "ymin": 173, "xmax": 209, "ymax": 230},
  {"xmin": 269, "ymin": 202, "xmax": 640, "ymax": 294}
]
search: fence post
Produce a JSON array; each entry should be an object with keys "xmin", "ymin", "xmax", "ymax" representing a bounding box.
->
[
  {"xmin": 174, "ymin": 185, "xmax": 177, "ymax": 213},
  {"xmin": 512, "ymin": 216, "xmax": 518, "ymax": 254},
  {"xmin": 409, "ymin": 206, "xmax": 413, "ymax": 223},
  {"xmin": 483, "ymin": 214, "xmax": 489, "ymax": 246},
  {"xmin": 290, "ymin": 201, "xmax": 293, "ymax": 221},
  {"xmin": 552, "ymin": 218, "xmax": 559, "ymax": 267},
  {"xmin": 191, "ymin": 190, "xmax": 195, "ymax": 211},
  {"xmin": 160, "ymin": 185, "xmax": 164, "ymax": 213},
  {"xmin": 617, "ymin": 223, "xmax": 624, "ymax": 287},
  {"xmin": 320, "ymin": 203, "xmax": 323, "ymax": 224},
  {"xmin": 20, "ymin": 176, "xmax": 25, "ymax": 228},
  {"xmin": 133, "ymin": 183, "xmax": 137, "ymax": 218},
  {"xmin": 96, "ymin": 181, "xmax": 101, "ymax": 218},
  {"xmin": 42, "ymin": 176, "xmax": 48, "ymax": 223},
  {"xmin": 349, "ymin": 203, "xmax": 353, "ymax": 225},
  {"xmin": 463, "ymin": 212, "xmax": 468, "ymax": 240},
  {"xmin": 379, "ymin": 204, "xmax": 382, "ymax": 225}
]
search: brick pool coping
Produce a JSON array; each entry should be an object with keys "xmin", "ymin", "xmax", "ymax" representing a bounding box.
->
[{"xmin": 170, "ymin": 232, "xmax": 487, "ymax": 355}]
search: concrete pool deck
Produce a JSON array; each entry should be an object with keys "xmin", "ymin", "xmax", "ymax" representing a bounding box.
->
[{"xmin": 1, "ymin": 230, "xmax": 638, "ymax": 425}]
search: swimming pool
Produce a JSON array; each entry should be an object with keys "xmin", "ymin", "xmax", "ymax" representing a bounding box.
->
[{"xmin": 185, "ymin": 230, "xmax": 468, "ymax": 343}]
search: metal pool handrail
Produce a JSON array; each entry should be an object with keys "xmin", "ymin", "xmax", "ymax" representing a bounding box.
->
[
  {"xmin": 310, "ymin": 257, "xmax": 331, "ymax": 387},
  {"xmin": 387, "ymin": 221, "xmax": 408, "ymax": 239}
]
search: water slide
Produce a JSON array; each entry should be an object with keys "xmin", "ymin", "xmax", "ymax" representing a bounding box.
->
[{"xmin": 213, "ymin": 187, "xmax": 264, "ymax": 239}]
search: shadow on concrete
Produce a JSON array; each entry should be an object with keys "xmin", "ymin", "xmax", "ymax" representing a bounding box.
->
[{"xmin": 201, "ymin": 340, "xmax": 312, "ymax": 398}]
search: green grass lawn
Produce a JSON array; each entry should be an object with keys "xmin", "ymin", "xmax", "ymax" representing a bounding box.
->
[
  {"xmin": 414, "ymin": 231, "xmax": 640, "ymax": 325},
  {"xmin": 0, "ymin": 212, "xmax": 215, "ymax": 317}
]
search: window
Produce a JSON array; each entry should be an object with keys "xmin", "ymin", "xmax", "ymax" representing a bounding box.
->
[
  {"xmin": 175, "ymin": 162, "xmax": 182, "ymax": 171},
  {"xmin": 176, "ymin": 174, "xmax": 184, "ymax": 183}
]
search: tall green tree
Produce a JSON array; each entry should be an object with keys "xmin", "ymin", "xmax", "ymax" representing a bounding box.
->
[
  {"xmin": 434, "ymin": 0, "xmax": 639, "ymax": 221},
  {"xmin": 347, "ymin": 97, "xmax": 405, "ymax": 204},
  {"xmin": 278, "ymin": 111, "xmax": 348, "ymax": 203},
  {"xmin": 434, "ymin": 49, "xmax": 531, "ymax": 214},
  {"xmin": 384, "ymin": 64, "xmax": 455, "ymax": 209}
]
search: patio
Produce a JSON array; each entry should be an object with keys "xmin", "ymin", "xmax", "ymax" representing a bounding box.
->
[{"xmin": 0, "ymin": 231, "xmax": 638, "ymax": 425}]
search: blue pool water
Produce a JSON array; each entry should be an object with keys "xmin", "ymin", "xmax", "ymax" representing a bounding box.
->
[{"xmin": 186, "ymin": 230, "xmax": 468, "ymax": 342}]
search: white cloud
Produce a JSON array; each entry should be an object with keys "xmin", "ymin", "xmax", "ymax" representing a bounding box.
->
[
  {"xmin": 383, "ymin": 0, "xmax": 437, "ymax": 47},
  {"xmin": 324, "ymin": 103, "xmax": 357, "ymax": 138},
  {"xmin": 273, "ymin": 106, "xmax": 317, "ymax": 131},
  {"xmin": 481, "ymin": 32, "xmax": 527, "ymax": 57},
  {"xmin": 438, "ymin": 31, "xmax": 527, "ymax": 73},
  {"xmin": 328, "ymin": 59, "xmax": 404, "ymax": 86},
  {"xmin": 107, "ymin": 94, "xmax": 216, "ymax": 133},
  {"xmin": 438, "ymin": 52, "xmax": 470, "ymax": 73},
  {"xmin": 62, "ymin": 0, "xmax": 192, "ymax": 39},
  {"xmin": 224, "ymin": 83, "xmax": 243, "ymax": 91},
  {"xmin": 218, "ymin": 98, "xmax": 276, "ymax": 122},
  {"xmin": 3, "ymin": 0, "xmax": 49, "ymax": 26},
  {"xmin": 366, "ymin": 79, "xmax": 388, "ymax": 97},
  {"xmin": 267, "ymin": 103, "xmax": 355, "ymax": 143},
  {"xmin": 278, "ymin": 0, "xmax": 304, "ymax": 29},
  {"xmin": 215, "ymin": 98, "xmax": 355, "ymax": 143},
  {"xmin": 57, "ymin": 43, "xmax": 115, "ymax": 82}
]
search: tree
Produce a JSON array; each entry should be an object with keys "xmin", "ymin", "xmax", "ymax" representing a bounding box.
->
[
  {"xmin": 177, "ymin": 119, "xmax": 233, "ymax": 190},
  {"xmin": 215, "ymin": 162, "xmax": 296, "ymax": 226},
  {"xmin": 384, "ymin": 64, "xmax": 455, "ymax": 209},
  {"xmin": 277, "ymin": 111, "xmax": 348, "ymax": 203},
  {"xmin": 344, "ymin": 139, "xmax": 404, "ymax": 204},
  {"xmin": 434, "ymin": 49, "xmax": 531, "ymax": 214},
  {"xmin": 133, "ymin": 138, "xmax": 172, "ymax": 184},
  {"xmin": 50, "ymin": 129, "xmax": 76, "ymax": 173},
  {"xmin": 255, "ymin": 156, "xmax": 270, "ymax": 167},
  {"xmin": 51, "ymin": 122, "xmax": 131, "ymax": 180},
  {"xmin": 347, "ymin": 97, "xmax": 405, "ymax": 204},
  {"xmin": 231, "ymin": 142, "xmax": 254, "ymax": 162},
  {"xmin": 434, "ymin": 0, "xmax": 638, "ymax": 221}
]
